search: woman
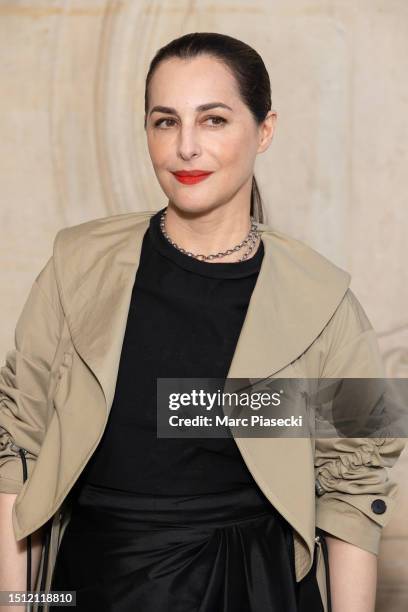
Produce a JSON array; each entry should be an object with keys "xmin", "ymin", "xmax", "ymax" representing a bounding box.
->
[{"xmin": 0, "ymin": 33, "xmax": 405, "ymax": 612}]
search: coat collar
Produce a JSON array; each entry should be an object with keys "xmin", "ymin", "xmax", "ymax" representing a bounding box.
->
[{"xmin": 54, "ymin": 210, "xmax": 351, "ymax": 415}]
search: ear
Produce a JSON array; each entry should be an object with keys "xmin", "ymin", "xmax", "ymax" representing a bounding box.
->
[{"xmin": 257, "ymin": 110, "xmax": 278, "ymax": 154}]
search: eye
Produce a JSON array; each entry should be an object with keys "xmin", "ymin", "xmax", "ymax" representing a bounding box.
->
[
  {"xmin": 153, "ymin": 115, "xmax": 227, "ymax": 129},
  {"xmin": 154, "ymin": 117, "xmax": 176, "ymax": 128},
  {"xmin": 204, "ymin": 115, "xmax": 227, "ymax": 127}
]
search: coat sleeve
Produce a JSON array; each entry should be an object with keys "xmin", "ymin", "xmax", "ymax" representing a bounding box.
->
[
  {"xmin": 0, "ymin": 254, "xmax": 64, "ymax": 494},
  {"xmin": 314, "ymin": 288, "xmax": 406, "ymax": 555}
]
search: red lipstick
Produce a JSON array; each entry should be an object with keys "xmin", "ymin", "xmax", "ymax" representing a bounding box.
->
[{"xmin": 171, "ymin": 170, "xmax": 213, "ymax": 185}]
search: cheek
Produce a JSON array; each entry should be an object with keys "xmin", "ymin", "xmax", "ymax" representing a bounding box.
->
[
  {"xmin": 147, "ymin": 133, "xmax": 171, "ymax": 167},
  {"xmin": 217, "ymin": 146, "xmax": 252, "ymax": 180},
  {"xmin": 215, "ymin": 129, "xmax": 252, "ymax": 166}
]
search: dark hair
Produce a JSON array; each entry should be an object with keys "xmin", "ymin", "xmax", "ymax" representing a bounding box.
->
[{"xmin": 144, "ymin": 32, "xmax": 272, "ymax": 224}]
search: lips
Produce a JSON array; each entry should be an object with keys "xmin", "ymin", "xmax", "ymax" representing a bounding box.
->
[
  {"xmin": 172, "ymin": 170, "xmax": 212, "ymax": 177},
  {"xmin": 172, "ymin": 171, "xmax": 213, "ymax": 185}
]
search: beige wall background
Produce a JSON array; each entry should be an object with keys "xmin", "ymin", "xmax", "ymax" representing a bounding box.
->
[{"xmin": 0, "ymin": 1, "xmax": 407, "ymax": 609}]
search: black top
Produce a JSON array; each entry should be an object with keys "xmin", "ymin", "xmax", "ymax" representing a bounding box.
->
[{"xmin": 73, "ymin": 206, "xmax": 265, "ymax": 497}]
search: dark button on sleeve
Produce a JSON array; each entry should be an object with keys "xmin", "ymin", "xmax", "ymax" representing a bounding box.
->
[{"xmin": 371, "ymin": 499, "xmax": 387, "ymax": 514}]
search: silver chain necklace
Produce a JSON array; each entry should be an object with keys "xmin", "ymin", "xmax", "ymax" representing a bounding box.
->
[{"xmin": 159, "ymin": 208, "xmax": 260, "ymax": 262}]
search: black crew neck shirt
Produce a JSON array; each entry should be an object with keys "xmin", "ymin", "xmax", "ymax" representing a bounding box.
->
[{"xmin": 73, "ymin": 207, "xmax": 265, "ymax": 497}]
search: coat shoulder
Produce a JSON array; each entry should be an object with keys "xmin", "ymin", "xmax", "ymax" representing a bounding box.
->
[
  {"xmin": 54, "ymin": 210, "xmax": 154, "ymax": 249},
  {"xmin": 260, "ymin": 225, "xmax": 352, "ymax": 309},
  {"xmin": 261, "ymin": 225, "xmax": 350, "ymax": 282},
  {"xmin": 51, "ymin": 210, "xmax": 154, "ymax": 290}
]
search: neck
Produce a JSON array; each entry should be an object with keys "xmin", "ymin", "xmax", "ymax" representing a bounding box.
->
[{"xmin": 162, "ymin": 204, "xmax": 259, "ymax": 263}]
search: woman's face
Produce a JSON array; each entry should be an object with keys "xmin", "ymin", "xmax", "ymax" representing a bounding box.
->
[{"xmin": 145, "ymin": 55, "xmax": 275, "ymax": 216}]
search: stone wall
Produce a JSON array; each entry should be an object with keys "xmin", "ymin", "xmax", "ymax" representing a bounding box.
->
[{"xmin": 0, "ymin": 2, "xmax": 406, "ymax": 608}]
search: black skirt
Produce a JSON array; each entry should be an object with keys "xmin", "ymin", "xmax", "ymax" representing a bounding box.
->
[{"xmin": 50, "ymin": 483, "xmax": 324, "ymax": 612}]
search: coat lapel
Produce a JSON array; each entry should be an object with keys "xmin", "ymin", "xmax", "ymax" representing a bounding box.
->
[{"xmin": 58, "ymin": 215, "xmax": 151, "ymax": 412}]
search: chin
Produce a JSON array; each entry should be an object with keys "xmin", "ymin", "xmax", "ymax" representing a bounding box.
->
[{"xmin": 167, "ymin": 200, "xmax": 219, "ymax": 217}]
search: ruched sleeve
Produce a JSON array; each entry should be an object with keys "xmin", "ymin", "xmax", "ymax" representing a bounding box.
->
[
  {"xmin": 0, "ymin": 255, "xmax": 63, "ymax": 494},
  {"xmin": 314, "ymin": 289, "xmax": 406, "ymax": 555}
]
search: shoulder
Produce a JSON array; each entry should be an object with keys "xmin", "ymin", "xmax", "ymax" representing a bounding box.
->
[
  {"xmin": 259, "ymin": 224, "xmax": 352, "ymax": 314},
  {"xmin": 50, "ymin": 209, "xmax": 154, "ymax": 297},
  {"xmin": 53, "ymin": 209, "xmax": 154, "ymax": 250},
  {"xmin": 53, "ymin": 208, "xmax": 153, "ymax": 259},
  {"xmin": 259, "ymin": 224, "xmax": 349, "ymax": 281},
  {"xmin": 258, "ymin": 226, "xmax": 378, "ymax": 362},
  {"xmin": 268, "ymin": 225, "xmax": 377, "ymax": 365}
]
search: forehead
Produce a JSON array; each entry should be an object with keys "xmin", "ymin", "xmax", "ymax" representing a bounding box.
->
[{"xmin": 148, "ymin": 55, "xmax": 241, "ymax": 107}]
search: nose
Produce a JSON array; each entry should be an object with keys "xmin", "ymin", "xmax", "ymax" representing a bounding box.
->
[{"xmin": 177, "ymin": 124, "xmax": 201, "ymax": 161}]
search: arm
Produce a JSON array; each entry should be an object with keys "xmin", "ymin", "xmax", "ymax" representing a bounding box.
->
[
  {"xmin": 313, "ymin": 290, "xmax": 406, "ymax": 610},
  {"xmin": 0, "ymin": 254, "xmax": 64, "ymax": 595},
  {"xmin": 0, "ymin": 493, "xmax": 44, "ymax": 603},
  {"xmin": 325, "ymin": 534, "xmax": 377, "ymax": 612}
]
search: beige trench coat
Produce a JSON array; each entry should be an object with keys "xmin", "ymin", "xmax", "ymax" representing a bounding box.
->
[{"xmin": 0, "ymin": 210, "xmax": 405, "ymax": 612}]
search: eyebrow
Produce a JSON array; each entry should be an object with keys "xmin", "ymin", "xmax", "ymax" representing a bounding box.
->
[{"xmin": 149, "ymin": 102, "xmax": 233, "ymax": 117}]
